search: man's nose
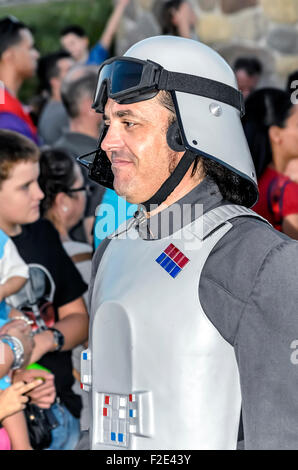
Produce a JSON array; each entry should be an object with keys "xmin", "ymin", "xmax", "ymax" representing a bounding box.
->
[
  {"xmin": 34, "ymin": 47, "xmax": 40, "ymax": 59},
  {"xmin": 101, "ymin": 125, "xmax": 123, "ymax": 153},
  {"xmin": 34, "ymin": 183, "xmax": 44, "ymax": 200}
]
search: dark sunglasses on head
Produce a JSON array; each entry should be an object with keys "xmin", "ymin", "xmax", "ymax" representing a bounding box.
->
[{"xmin": 92, "ymin": 56, "xmax": 245, "ymax": 117}]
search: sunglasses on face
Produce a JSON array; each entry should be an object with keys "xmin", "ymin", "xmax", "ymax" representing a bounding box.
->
[{"xmin": 66, "ymin": 184, "xmax": 92, "ymax": 196}]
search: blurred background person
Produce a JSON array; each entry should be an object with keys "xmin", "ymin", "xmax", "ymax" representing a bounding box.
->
[
  {"xmin": 243, "ymin": 88, "xmax": 298, "ymax": 239},
  {"xmin": 55, "ymin": 66, "xmax": 105, "ymax": 245},
  {"xmin": 234, "ymin": 57, "xmax": 263, "ymax": 100},
  {"xmin": 0, "ymin": 130, "xmax": 88, "ymax": 449},
  {"xmin": 157, "ymin": 0, "xmax": 198, "ymax": 39},
  {"xmin": 60, "ymin": 0, "xmax": 130, "ymax": 66},
  {"xmin": 0, "ymin": 314, "xmax": 35, "ymax": 450},
  {"xmin": 0, "ymin": 16, "xmax": 39, "ymax": 143},
  {"xmin": 37, "ymin": 51, "xmax": 74, "ymax": 146}
]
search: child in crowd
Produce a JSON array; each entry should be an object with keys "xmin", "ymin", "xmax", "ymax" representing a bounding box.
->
[
  {"xmin": 0, "ymin": 380, "xmax": 42, "ymax": 450},
  {"xmin": 0, "ymin": 228, "xmax": 34, "ymax": 450}
]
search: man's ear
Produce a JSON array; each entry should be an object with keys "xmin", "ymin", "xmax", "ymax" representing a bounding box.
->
[
  {"xmin": 269, "ymin": 125, "xmax": 282, "ymax": 145},
  {"xmin": 54, "ymin": 191, "xmax": 68, "ymax": 210},
  {"xmin": 1, "ymin": 47, "xmax": 14, "ymax": 64}
]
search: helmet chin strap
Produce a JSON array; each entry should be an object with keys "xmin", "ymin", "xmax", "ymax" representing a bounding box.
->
[{"xmin": 141, "ymin": 150, "xmax": 196, "ymax": 212}]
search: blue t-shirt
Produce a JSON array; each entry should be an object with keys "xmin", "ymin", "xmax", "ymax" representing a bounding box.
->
[
  {"xmin": 94, "ymin": 188, "xmax": 138, "ymax": 250},
  {"xmin": 86, "ymin": 42, "xmax": 108, "ymax": 66},
  {"xmin": 0, "ymin": 229, "xmax": 27, "ymax": 390},
  {"xmin": 0, "ymin": 303, "xmax": 12, "ymax": 390}
]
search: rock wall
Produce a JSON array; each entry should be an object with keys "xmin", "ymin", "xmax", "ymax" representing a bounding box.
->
[{"xmin": 116, "ymin": 0, "xmax": 298, "ymax": 88}]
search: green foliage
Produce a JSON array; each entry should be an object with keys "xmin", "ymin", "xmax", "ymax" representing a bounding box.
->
[{"xmin": 0, "ymin": 0, "xmax": 113, "ymax": 102}]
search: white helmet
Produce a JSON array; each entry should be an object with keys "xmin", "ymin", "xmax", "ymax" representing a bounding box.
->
[{"xmin": 79, "ymin": 36, "xmax": 258, "ymax": 207}]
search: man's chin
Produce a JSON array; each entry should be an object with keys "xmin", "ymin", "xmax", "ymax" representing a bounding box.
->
[{"xmin": 113, "ymin": 185, "xmax": 135, "ymax": 205}]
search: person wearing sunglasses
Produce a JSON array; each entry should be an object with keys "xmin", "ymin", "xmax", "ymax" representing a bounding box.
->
[
  {"xmin": 81, "ymin": 36, "xmax": 298, "ymax": 450},
  {"xmin": 38, "ymin": 148, "xmax": 92, "ymax": 446},
  {"xmin": 0, "ymin": 16, "xmax": 39, "ymax": 144}
]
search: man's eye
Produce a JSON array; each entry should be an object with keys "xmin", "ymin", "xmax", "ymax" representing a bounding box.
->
[{"xmin": 124, "ymin": 121, "xmax": 135, "ymax": 128}]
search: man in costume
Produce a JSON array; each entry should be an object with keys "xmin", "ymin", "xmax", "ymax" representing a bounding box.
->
[{"xmin": 81, "ymin": 36, "xmax": 298, "ymax": 450}]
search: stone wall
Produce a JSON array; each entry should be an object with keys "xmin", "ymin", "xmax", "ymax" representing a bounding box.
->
[{"xmin": 116, "ymin": 0, "xmax": 298, "ymax": 88}]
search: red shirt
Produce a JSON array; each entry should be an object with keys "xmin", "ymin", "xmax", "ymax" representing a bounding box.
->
[
  {"xmin": 0, "ymin": 88, "xmax": 38, "ymax": 144},
  {"xmin": 253, "ymin": 166, "xmax": 298, "ymax": 231}
]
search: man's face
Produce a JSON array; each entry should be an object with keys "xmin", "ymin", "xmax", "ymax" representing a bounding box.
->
[
  {"xmin": 236, "ymin": 69, "xmax": 260, "ymax": 99},
  {"xmin": 11, "ymin": 28, "xmax": 39, "ymax": 79},
  {"xmin": 60, "ymin": 33, "xmax": 89, "ymax": 62},
  {"xmin": 0, "ymin": 161, "xmax": 44, "ymax": 235},
  {"xmin": 101, "ymin": 96, "xmax": 182, "ymax": 205},
  {"xmin": 51, "ymin": 57, "xmax": 74, "ymax": 96},
  {"xmin": 57, "ymin": 57, "xmax": 74, "ymax": 81}
]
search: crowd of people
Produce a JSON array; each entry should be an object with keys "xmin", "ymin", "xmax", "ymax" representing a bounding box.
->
[{"xmin": 0, "ymin": 0, "xmax": 298, "ymax": 451}]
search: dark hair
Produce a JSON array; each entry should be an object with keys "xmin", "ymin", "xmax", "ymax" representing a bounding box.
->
[
  {"xmin": 234, "ymin": 57, "xmax": 263, "ymax": 77},
  {"xmin": 38, "ymin": 148, "xmax": 76, "ymax": 214},
  {"xmin": 0, "ymin": 129, "xmax": 39, "ymax": 186},
  {"xmin": 0, "ymin": 16, "xmax": 28, "ymax": 58},
  {"xmin": 160, "ymin": 0, "xmax": 185, "ymax": 35},
  {"xmin": 60, "ymin": 25, "xmax": 86, "ymax": 38},
  {"xmin": 242, "ymin": 88, "xmax": 293, "ymax": 179},
  {"xmin": 158, "ymin": 91, "xmax": 256, "ymax": 206},
  {"xmin": 37, "ymin": 50, "xmax": 72, "ymax": 94},
  {"xmin": 197, "ymin": 157, "xmax": 257, "ymax": 207},
  {"xmin": 286, "ymin": 70, "xmax": 298, "ymax": 94},
  {"xmin": 61, "ymin": 68, "xmax": 98, "ymax": 118}
]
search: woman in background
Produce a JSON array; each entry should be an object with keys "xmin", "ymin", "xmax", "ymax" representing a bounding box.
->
[
  {"xmin": 158, "ymin": 0, "xmax": 198, "ymax": 39},
  {"xmin": 38, "ymin": 148, "xmax": 91, "ymax": 435},
  {"xmin": 242, "ymin": 88, "xmax": 298, "ymax": 239}
]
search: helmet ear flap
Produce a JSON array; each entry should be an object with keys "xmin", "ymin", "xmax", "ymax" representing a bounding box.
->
[
  {"xmin": 166, "ymin": 121, "xmax": 185, "ymax": 152},
  {"xmin": 88, "ymin": 125, "xmax": 114, "ymax": 189}
]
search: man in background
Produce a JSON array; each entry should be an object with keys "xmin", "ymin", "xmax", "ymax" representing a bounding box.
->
[
  {"xmin": 60, "ymin": 0, "xmax": 130, "ymax": 66},
  {"xmin": 0, "ymin": 16, "xmax": 39, "ymax": 143},
  {"xmin": 234, "ymin": 57, "xmax": 262, "ymax": 99},
  {"xmin": 37, "ymin": 51, "xmax": 74, "ymax": 145},
  {"xmin": 55, "ymin": 66, "xmax": 105, "ymax": 245}
]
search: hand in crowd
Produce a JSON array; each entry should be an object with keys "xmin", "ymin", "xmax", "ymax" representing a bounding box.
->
[
  {"xmin": 284, "ymin": 158, "xmax": 298, "ymax": 184},
  {"xmin": 0, "ymin": 380, "xmax": 43, "ymax": 421},
  {"xmin": 13, "ymin": 369, "xmax": 56, "ymax": 409},
  {"xmin": 0, "ymin": 320, "xmax": 34, "ymax": 369}
]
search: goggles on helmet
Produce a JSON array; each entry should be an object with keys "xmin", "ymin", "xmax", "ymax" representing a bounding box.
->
[{"xmin": 92, "ymin": 56, "xmax": 245, "ymax": 117}]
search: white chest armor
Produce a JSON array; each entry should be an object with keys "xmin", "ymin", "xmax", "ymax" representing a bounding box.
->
[{"xmin": 83, "ymin": 205, "xmax": 264, "ymax": 450}]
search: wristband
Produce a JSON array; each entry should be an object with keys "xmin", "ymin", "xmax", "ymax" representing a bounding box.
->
[
  {"xmin": 47, "ymin": 328, "xmax": 65, "ymax": 352},
  {"xmin": 0, "ymin": 334, "xmax": 24, "ymax": 369}
]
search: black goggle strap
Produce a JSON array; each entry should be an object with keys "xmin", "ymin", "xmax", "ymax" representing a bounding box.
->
[
  {"xmin": 94, "ymin": 58, "xmax": 244, "ymax": 116},
  {"xmin": 158, "ymin": 69, "xmax": 245, "ymax": 117},
  {"xmin": 142, "ymin": 149, "xmax": 195, "ymax": 211}
]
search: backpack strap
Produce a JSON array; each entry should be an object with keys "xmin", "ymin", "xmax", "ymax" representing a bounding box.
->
[{"xmin": 267, "ymin": 178, "xmax": 290, "ymax": 231}]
